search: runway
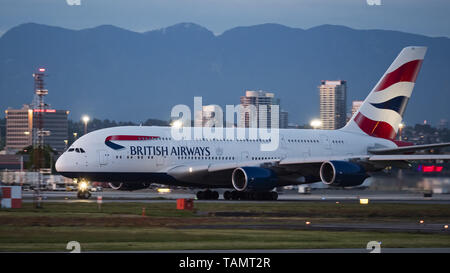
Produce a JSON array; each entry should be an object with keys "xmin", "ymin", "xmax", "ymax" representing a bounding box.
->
[
  {"xmin": 21, "ymin": 189, "xmax": 450, "ymax": 204},
  {"xmin": 86, "ymin": 248, "xmax": 450, "ymax": 253},
  {"xmin": 9, "ymin": 189, "xmax": 450, "ymax": 253}
]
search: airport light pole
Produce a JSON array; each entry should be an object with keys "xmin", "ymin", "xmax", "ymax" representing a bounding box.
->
[
  {"xmin": 82, "ymin": 115, "xmax": 90, "ymax": 135},
  {"xmin": 310, "ymin": 119, "xmax": 322, "ymax": 129},
  {"xmin": 398, "ymin": 123, "xmax": 405, "ymax": 141}
]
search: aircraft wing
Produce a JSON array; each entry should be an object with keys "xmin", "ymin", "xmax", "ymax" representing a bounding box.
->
[
  {"xmin": 165, "ymin": 153, "xmax": 450, "ymax": 183},
  {"xmin": 278, "ymin": 154, "xmax": 450, "ymax": 164},
  {"xmin": 368, "ymin": 142, "xmax": 450, "ymax": 155},
  {"xmin": 368, "ymin": 154, "xmax": 450, "ymax": 161},
  {"xmin": 279, "ymin": 155, "xmax": 368, "ymax": 165}
]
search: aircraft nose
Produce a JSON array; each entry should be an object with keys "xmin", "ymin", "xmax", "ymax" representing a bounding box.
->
[{"xmin": 55, "ymin": 153, "xmax": 66, "ymax": 173}]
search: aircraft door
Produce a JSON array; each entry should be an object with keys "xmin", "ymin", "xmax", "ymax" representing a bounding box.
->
[
  {"xmin": 241, "ymin": 151, "xmax": 249, "ymax": 162},
  {"xmin": 97, "ymin": 150, "xmax": 109, "ymax": 167},
  {"xmin": 156, "ymin": 155, "xmax": 166, "ymax": 167},
  {"xmin": 319, "ymin": 135, "xmax": 332, "ymax": 156},
  {"xmin": 320, "ymin": 135, "xmax": 331, "ymax": 149}
]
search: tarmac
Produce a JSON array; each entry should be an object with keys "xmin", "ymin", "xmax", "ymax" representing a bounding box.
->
[
  {"xmin": 14, "ymin": 189, "xmax": 450, "ymax": 253},
  {"xmin": 21, "ymin": 188, "xmax": 450, "ymax": 204}
]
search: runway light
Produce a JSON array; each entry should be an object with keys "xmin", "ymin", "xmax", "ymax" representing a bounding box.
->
[
  {"xmin": 335, "ymin": 201, "xmax": 340, "ymax": 204},
  {"xmin": 157, "ymin": 188, "xmax": 171, "ymax": 194},
  {"xmin": 444, "ymin": 225, "xmax": 448, "ymax": 229},
  {"xmin": 360, "ymin": 198, "xmax": 369, "ymax": 205},
  {"xmin": 305, "ymin": 221, "xmax": 311, "ymax": 225},
  {"xmin": 419, "ymin": 220, "xmax": 424, "ymax": 224}
]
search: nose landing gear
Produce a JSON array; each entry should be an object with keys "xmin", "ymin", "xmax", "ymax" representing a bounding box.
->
[
  {"xmin": 76, "ymin": 180, "xmax": 91, "ymax": 199},
  {"xmin": 77, "ymin": 190, "xmax": 91, "ymax": 199}
]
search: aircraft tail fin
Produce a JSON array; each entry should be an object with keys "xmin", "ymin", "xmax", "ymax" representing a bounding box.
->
[{"xmin": 341, "ymin": 46, "xmax": 427, "ymax": 140}]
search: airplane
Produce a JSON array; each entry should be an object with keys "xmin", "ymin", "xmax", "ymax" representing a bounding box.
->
[{"xmin": 56, "ymin": 46, "xmax": 450, "ymax": 200}]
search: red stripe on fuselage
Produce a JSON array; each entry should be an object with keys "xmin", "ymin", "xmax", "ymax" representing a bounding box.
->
[
  {"xmin": 375, "ymin": 59, "xmax": 423, "ymax": 92},
  {"xmin": 354, "ymin": 112, "xmax": 396, "ymax": 140},
  {"xmin": 105, "ymin": 135, "xmax": 160, "ymax": 141}
]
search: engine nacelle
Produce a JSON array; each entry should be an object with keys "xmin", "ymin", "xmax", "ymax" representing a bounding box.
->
[
  {"xmin": 319, "ymin": 161, "xmax": 369, "ymax": 187},
  {"xmin": 232, "ymin": 167, "xmax": 277, "ymax": 191},
  {"xmin": 108, "ymin": 182, "xmax": 151, "ymax": 191}
]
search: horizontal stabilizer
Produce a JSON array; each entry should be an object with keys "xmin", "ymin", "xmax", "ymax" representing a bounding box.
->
[
  {"xmin": 369, "ymin": 154, "xmax": 450, "ymax": 161},
  {"xmin": 368, "ymin": 142, "xmax": 450, "ymax": 155}
]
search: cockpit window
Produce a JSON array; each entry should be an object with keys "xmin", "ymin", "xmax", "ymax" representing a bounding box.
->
[
  {"xmin": 68, "ymin": 148, "xmax": 74, "ymax": 152},
  {"xmin": 80, "ymin": 148, "xmax": 85, "ymax": 153},
  {"xmin": 75, "ymin": 148, "xmax": 80, "ymax": 153}
]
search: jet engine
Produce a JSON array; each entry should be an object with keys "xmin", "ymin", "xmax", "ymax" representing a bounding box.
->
[
  {"xmin": 319, "ymin": 160, "xmax": 369, "ymax": 187},
  {"xmin": 231, "ymin": 167, "xmax": 277, "ymax": 191},
  {"xmin": 108, "ymin": 182, "xmax": 151, "ymax": 191}
]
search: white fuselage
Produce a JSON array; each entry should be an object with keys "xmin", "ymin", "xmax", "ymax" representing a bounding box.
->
[{"xmin": 56, "ymin": 126, "xmax": 396, "ymax": 188}]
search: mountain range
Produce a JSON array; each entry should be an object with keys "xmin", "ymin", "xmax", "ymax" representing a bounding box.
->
[{"xmin": 1, "ymin": 22, "xmax": 449, "ymax": 125}]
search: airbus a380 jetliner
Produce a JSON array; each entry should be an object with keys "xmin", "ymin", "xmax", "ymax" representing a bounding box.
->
[{"xmin": 56, "ymin": 46, "xmax": 450, "ymax": 200}]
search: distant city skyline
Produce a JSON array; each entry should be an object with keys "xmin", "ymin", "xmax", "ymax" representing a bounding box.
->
[
  {"xmin": 1, "ymin": 21, "xmax": 449, "ymax": 126},
  {"xmin": 1, "ymin": 0, "xmax": 449, "ymax": 38}
]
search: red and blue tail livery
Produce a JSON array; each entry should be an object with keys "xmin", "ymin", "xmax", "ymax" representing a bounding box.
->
[{"xmin": 343, "ymin": 46, "xmax": 427, "ymax": 140}]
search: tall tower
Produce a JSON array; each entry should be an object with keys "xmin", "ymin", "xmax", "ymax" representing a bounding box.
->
[
  {"xmin": 33, "ymin": 67, "xmax": 48, "ymax": 208},
  {"xmin": 239, "ymin": 90, "xmax": 280, "ymax": 128},
  {"xmin": 351, "ymin": 100, "xmax": 364, "ymax": 119},
  {"xmin": 194, "ymin": 105, "xmax": 223, "ymax": 127},
  {"xmin": 319, "ymin": 80, "xmax": 347, "ymax": 130}
]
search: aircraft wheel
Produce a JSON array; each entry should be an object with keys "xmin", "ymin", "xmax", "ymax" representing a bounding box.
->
[
  {"xmin": 271, "ymin": 191, "xmax": 278, "ymax": 201},
  {"xmin": 231, "ymin": 191, "xmax": 239, "ymax": 200},
  {"xmin": 196, "ymin": 191, "xmax": 204, "ymax": 200},
  {"xmin": 77, "ymin": 191, "xmax": 91, "ymax": 199},
  {"xmin": 212, "ymin": 191, "xmax": 219, "ymax": 200},
  {"xmin": 223, "ymin": 191, "xmax": 231, "ymax": 200}
]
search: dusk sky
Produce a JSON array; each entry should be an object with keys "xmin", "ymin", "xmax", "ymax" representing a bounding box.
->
[{"xmin": 1, "ymin": 0, "xmax": 449, "ymax": 37}]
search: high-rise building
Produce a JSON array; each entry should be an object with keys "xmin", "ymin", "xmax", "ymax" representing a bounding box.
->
[
  {"xmin": 351, "ymin": 100, "xmax": 364, "ymax": 118},
  {"xmin": 5, "ymin": 105, "xmax": 33, "ymax": 151},
  {"xmin": 239, "ymin": 90, "xmax": 280, "ymax": 128},
  {"xmin": 439, "ymin": 119, "xmax": 449, "ymax": 130},
  {"xmin": 5, "ymin": 105, "xmax": 69, "ymax": 153},
  {"xmin": 280, "ymin": 110, "xmax": 289, "ymax": 129},
  {"xmin": 194, "ymin": 105, "xmax": 223, "ymax": 127},
  {"xmin": 319, "ymin": 80, "xmax": 347, "ymax": 130}
]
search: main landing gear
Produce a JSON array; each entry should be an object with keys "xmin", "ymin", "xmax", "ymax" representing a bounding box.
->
[
  {"xmin": 196, "ymin": 190, "xmax": 219, "ymax": 200},
  {"xmin": 223, "ymin": 190, "xmax": 278, "ymax": 201}
]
